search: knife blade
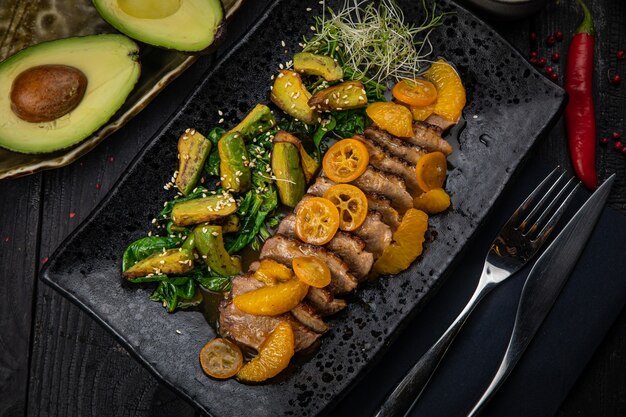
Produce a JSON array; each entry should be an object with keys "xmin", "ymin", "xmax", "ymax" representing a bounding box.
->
[{"xmin": 466, "ymin": 174, "xmax": 615, "ymax": 417}]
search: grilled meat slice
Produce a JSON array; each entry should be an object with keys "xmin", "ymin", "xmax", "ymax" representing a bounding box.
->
[
  {"xmin": 365, "ymin": 192, "xmax": 401, "ymax": 230},
  {"xmin": 219, "ymin": 301, "xmax": 320, "ymax": 352},
  {"xmin": 291, "ymin": 303, "xmax": 329, "ymax": 333},
  {"xmin": 326, "ymin": 231, "xmax": 373, "ymax": 280},
  {"xmin": 277, "ymin": 213, "xmax": 373, "ymax": 279},
  {"xmin": 354, "ymin": 210, "xmax": 392, "ymax": 256},
  {"xmin": 425, "ymin": 114, "xmax": 456, "ymax": 131},
  {"xmin": 306, "ymin": 287, "xmax": 346, "ymax": 316},
  {"xmin": 406, "ymin": 121, "xmax": 453, "ymax": 156},
  {"xmin": 307, "ymin": 175, "xmax": 334, "ymax": 196},
  {"xmin": 363, "ymin": 126, "xmax": 425, "ymax": 166},
  {"xmin": 348, "ymin": 166, "xmax": 413, "ymax": 212},
  {"xmin": 358, "ymin": 136, "xmax": 422, "ymax": 195},
  {"xmin": 308, "ymin": 176, "xmax": 401, "ymax": 230},
  {"xmin": 260, "ymin": 234, "xmax": 358, "ymax": 294},
  {"xmin": 219, "ymin": 274, "xmax": 321, "ymax": 352}
]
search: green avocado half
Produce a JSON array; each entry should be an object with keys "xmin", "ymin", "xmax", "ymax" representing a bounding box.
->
[
  {"xmin": 0, "ymin": 34, "xmax": 140, "ymax": 154},
  {"xmin": 93, "ymin": 0, "xmax": 224, "ymax": 53}
]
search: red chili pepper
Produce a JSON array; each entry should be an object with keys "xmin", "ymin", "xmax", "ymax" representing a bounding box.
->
[{"xmin": 564, "ymin": 0, "xmax": 598, "ymax": 189}]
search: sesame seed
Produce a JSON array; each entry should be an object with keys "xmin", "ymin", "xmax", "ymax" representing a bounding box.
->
[{"xmin": 281, "ymin": 40, "xmax": 286, "ymax": 47}]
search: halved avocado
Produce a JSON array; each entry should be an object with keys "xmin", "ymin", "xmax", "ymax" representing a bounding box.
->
[
  {"xmin": 0, "ymin": 34, "xmax": 140, "ymax": 154},
  {"xmin": 93, "ymin": 0, "xmax": 224, "ymax": 53}
]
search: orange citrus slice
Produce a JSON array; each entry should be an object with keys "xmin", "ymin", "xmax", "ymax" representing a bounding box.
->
[
  {"xmin": 413, "ymin": 188, "xmax": 451, "ymax": 214},
  {"xmin": 422, "ymin": 60, "xmax": 466, "ymax": 123},
  {"xmin": 233, "ymin": 279, "xmax": 309, "ymax": 316},
  {"xmin": 237, "ymin": 322, "xmax": 295, "ymax": 382},
  {"xmin": 254, "ymin": 259, "xmax": 294, "ymax": 285},
  {"xmin": 366, "ymin": 102, "xmax": 414, "ymax": 138},
  {"xmin": 373, "ymin": 209, "xmax": 429, "ymax": 275}
]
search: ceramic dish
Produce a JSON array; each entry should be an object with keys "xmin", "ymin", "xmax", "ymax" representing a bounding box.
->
[
  {"xmin": 0, "ymin": 0, "xmax": 243, "ymax": 180},
  {"xmin": 40, "ymin": 0, "xmax": 566, "ymax": 415}
]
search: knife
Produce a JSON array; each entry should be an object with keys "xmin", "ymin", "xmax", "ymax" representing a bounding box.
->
[{"xmin": 466, "ymin": 174, "xmax": 615, "ymax": 417}]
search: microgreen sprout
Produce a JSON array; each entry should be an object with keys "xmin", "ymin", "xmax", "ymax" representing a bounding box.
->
[{"xmin": 304, "ymin": 0, "xmax": 450, "ymax": 85}]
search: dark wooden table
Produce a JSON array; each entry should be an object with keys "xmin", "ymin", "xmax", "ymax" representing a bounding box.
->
[{"xmin": 1, "ymin": 1, "xmax": 625, "ymax": 416}]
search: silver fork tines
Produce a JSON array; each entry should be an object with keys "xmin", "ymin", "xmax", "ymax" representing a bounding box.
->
[
  {"xmin": 373, "ymin": 167, "xmax": 579, "ymax": 417},
  {"xmin": 489, "ymin": 167, "xmax": 579, "ymax": 275}
]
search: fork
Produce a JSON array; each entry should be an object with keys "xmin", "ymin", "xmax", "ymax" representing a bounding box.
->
[{"xmin": 374, "ymin": 167, "xmax": 579, "ymax": 417}]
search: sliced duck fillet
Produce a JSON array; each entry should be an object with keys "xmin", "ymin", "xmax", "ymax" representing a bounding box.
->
[
  {"xmin": 219, "ymin": 301, "xmax": 320, "ymax": 352},
  {"xmin": 306, "ymin": 287, "xmax": 347, "ymax": 316},
  {"xmin": 406, "ymin": 121, "xmax": 453, "ymax": 156},
  {"xmin": 260, "ymin": 234, "xmax": 358, "ymax": 294},
  {"xmin": 363, "ymin": 126, "xmax": 425, "ymax": 165},
  {"xmin": 277, "ymin": 213, "xmax": 373, "ymax": 279},
  {"xmin": 349, "ymin": 166, "xmax": 413, "ymax": 212},
  {"xmin": 291, "ymin": 303, "xmax": 329, "ymax": 333},
  {"xmin": 307, "ymin": 175, "xmax": 335, "ymax": 196},
  {"xmin": 358, "ymin": 136, "xmax": 422, "ymax": 195},
  {"xmin": 365, "ymin": 193, "xmax": 401, "ymax": 230},
  {"xmin": 425, "ymin": 114, "xmax": 456, "ymax": 131},
  {"xmin": 353, "ymin": 210, "xmax": 392, "ymax": 257},
  {"xmin": 219, "ymin": 275, "xmax": 321, "ymax": 352}
]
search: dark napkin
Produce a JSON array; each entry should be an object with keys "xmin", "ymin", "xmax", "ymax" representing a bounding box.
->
[{"xmin": 329, "ymin": 157, "xmax": 626, "ymax": 417}]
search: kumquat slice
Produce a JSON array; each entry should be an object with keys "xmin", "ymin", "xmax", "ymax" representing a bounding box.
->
[
  {"xmin": 323, "ymin": 183, "xmax": 368, "ymax": 231},
  {"xmin": 292, "ymin": 256, "xmax": 332, "ymax": 288},
  {"xmin": 322, "ymin": 138, "xmax": 370, "ymax": 183},
  {"xmin": 415, "ymin": 151, "xmax": 447, "ymax": 192},
  {"xmin": 295, "ymin": 197, "xmax": 340, "ymax": 245},
  {"xmin": 392, "ymin": 78, "xmax": 438, "ymax": 107},
  {"xmin": 200, "ymin": 338, "xmax": 244, "ymax": 379}
]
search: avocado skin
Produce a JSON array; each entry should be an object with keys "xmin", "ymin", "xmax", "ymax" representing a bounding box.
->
[
  {"xmin": 93, "ymin": 0, "xmax": 226, "ymax": 54},
  {"xmin": 0, "ymin": 34, "xmax": 140, "ymax": 154}
]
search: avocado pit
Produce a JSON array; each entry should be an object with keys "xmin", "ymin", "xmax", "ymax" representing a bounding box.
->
[{"xmin": 10, "ymin": 64, "xmax": 88, "ymax": 123}]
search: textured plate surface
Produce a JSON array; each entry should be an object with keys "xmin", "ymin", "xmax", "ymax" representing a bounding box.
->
[
  {"xmin": 0, "ymin": 0, "xmax": 243, "ymax": 180},
  {"xmin": 41, "ymin": 1, "xmax": 566, "ymax": 416}
]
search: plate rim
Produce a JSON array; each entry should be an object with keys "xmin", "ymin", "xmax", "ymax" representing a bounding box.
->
[{"xmin": 40, "ymin": 0, "xmax": 567, "ymax": 415}]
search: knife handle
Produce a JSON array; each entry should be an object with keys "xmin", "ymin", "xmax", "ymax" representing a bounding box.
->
[
  {"xmin": 466, "ymin": 342, "xmax": 518, "ymax": 417},
  {"xmin": 374, "ymin": 280, "xmax": 495, "ymax": 417}
]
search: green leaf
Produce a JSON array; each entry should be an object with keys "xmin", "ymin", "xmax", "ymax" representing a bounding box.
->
[
  {"xmin": 196, "ymin": 275, "xmax": 231, "ymax": 292},
  {"xmin": 149, "ymin": 277, "xmax": 197, "ymax": 313},
  {"xmin": 333, "ymin": 108, "xmax": 368, "ymax": 138},
  {"xmin": 122, "ymin": 236, "xmax": 183, "ymax": 271},
  {"xmin": 313, "ymin": 116, "xmax": 337, "ymax": 159},
  {"xmin": 226, "ymin": 185, "xmax": 278, "ymax": 254}
]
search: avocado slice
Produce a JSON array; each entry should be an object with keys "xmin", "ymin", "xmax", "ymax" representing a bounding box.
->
[
  {"xmin": 0, "ymin": 34, "xmax": 140, "ymax": 154},
  {"xmin": 93, "ymin": 0, "xmax": 224, "ymax": 53}
]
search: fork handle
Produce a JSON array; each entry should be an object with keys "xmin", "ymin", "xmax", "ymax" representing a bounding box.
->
[{"xmin": 374, "ymin": 281, "xmax": 495, "ymax": 417}]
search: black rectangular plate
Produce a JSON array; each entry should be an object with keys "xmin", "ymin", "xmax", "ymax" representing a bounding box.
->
[{"xmin": 41, "ymin": 1, "xmax": 566, "ymax": 416}]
